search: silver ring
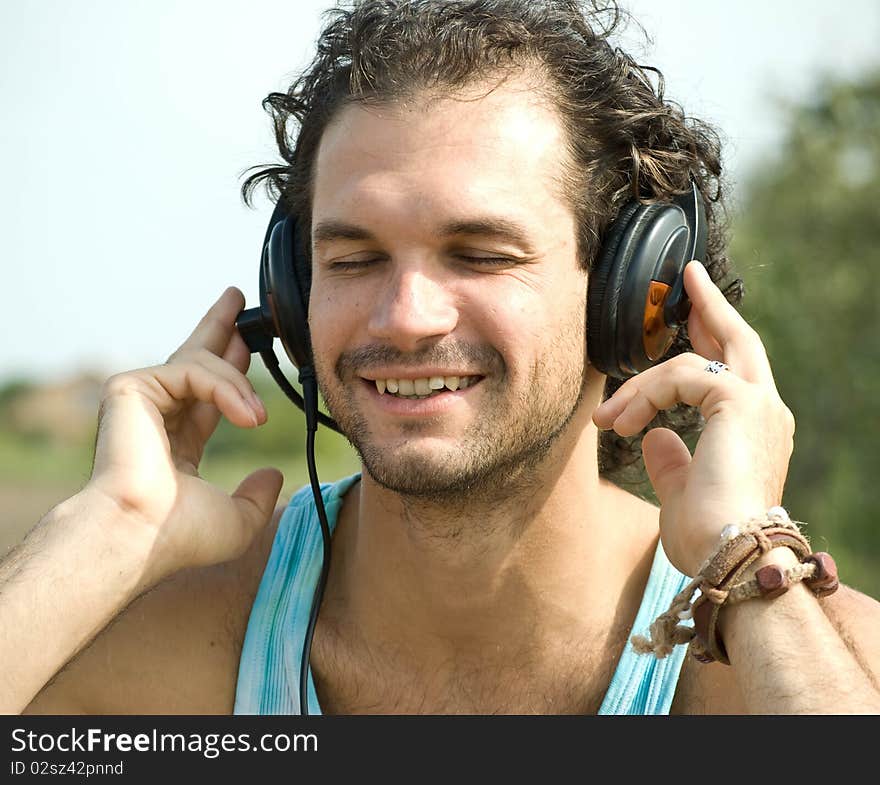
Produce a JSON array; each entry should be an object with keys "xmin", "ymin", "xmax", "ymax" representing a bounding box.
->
[{"xmin": 704, "ymin": 360, "xmax": 730, "ymax": 374}]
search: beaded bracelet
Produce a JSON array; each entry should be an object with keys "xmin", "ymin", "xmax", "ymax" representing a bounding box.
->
[{"xmin": 631, "ymin": 506, "xmax": 839, "ymax": 665}]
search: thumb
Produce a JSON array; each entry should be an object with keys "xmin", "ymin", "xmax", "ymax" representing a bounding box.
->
[
  {"xmin": 641, "ymin": 427, "xmax": 691, "ymax": 507},
  {"xmin": 232, "ymin": 467, "xmax": 285, "ymax": 539}
]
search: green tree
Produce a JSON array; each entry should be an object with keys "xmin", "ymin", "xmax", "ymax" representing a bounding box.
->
[{"xmin": 730, "ymin": 70, "xmax": 880, "ymax": 597}]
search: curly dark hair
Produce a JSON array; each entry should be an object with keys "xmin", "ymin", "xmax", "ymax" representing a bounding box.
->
[{"xmin": 241, "ymin": 0, "xmax": 744, "ymax": 497}]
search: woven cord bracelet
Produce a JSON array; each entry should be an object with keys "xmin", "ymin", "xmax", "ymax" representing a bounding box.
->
[{"xmin": 631, "ymin": 507, "xmax": 839, "ymax": 665}]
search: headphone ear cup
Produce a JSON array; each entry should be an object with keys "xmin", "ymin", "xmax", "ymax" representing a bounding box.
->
[
  {"xmin": 588, "ymin": 199, "xmax": 693, "ymax": 380},
  {"xmin": 264, "ymin": 216, "xmax": 313, "ymax": 369},
  {"xmin": 587, "ymin": 200, "xmax": 643, "ymax": 377}
]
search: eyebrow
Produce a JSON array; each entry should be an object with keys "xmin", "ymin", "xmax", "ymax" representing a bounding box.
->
[{"xmin": 312, "ymin": 216, "xmax": 537, "ymax": 252}]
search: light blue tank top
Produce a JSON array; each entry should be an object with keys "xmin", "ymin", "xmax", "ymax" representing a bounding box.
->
[{"xmin": 234, "ymin": 474, "xmax": 691, "ymax": 715}]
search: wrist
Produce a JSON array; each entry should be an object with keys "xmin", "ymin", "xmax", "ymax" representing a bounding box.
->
[
  {"xmin": 677, "ymin": 505, "xmax": 783, "ymax": 579},
  {"xmin": 715, "ymin": 545, "xmax": 802, "ymax": 641},
  {"xmin": 631, "ymin": 507, "xmax": 840, "ymax": 664},
  {"xmin": 59, "ymin": 487, "xmax": 175, "ymax": 596}
]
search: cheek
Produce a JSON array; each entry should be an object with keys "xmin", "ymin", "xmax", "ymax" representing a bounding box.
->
[
  {"xmin": 491, "ymin": 282, "xmax": 585, "ymax": 341},
  {"xmin": 500, "ymin": 288, "xmax": 587, "ymax": 379},
  {"xmin": 308, "ymin": 288, "xmax": 358, "ymax": 373},
  {"xmin": 309, "ymin": 277, "xmax": 368, "ymax": 331},
  {"xmin": 473, "ymin": 297, "xmax": 551, "ymax": 381}
]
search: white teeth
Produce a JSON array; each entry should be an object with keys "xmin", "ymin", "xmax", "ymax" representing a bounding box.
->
[
  {"xmin": 397, "ymin": 378, "xmax": 415, "ymax": 395},
  {"xmin": 370, "ymin": 375, "xmax": 479, "ymax": 397},
  {"xmin": 414, "ymin": 378, "xmax": 431, "ymax": 395}
]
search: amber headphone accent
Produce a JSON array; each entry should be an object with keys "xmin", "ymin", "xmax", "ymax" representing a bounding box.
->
[{"xmin": 643, "ymin": 279, "xmax": 676, "ymax": 361}]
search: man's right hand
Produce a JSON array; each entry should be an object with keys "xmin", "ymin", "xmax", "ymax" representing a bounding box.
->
[{"xmin": 84, "ymin": 286, "xmax": 284, "ymax": 585}]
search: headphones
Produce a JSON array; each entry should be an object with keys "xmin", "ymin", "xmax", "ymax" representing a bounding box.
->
[
  {"xmin": 236, "ymin": 178, "xmax": 707, "ymax": 389},
  {"xmin": 233, "ymin": 178, "xmax": 707, "ymax": 716}
]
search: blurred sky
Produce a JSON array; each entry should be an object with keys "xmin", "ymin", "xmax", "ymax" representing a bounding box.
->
[{"xmin": 1, "ymin": 0, "xmax": 878, "ymax": 383}]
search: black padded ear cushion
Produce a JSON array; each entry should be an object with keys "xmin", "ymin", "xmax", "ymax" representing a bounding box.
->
[
  {"xmin": 587, "ymin": 199, "xmax": 644, "ymax": 375},
  {"xmin": 290, "ymin": 217, "xmax": 312, "ymax": 311},
  {"xmin": 265, "ymin": 216, "xmax": 313, "ymax": 369}
]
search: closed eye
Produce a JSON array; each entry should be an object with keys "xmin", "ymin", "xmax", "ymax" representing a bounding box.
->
[
  {"xmin": 328, "ymin": 255, "xmax": 518, "ymax": 271},
  {"xmin": 328, "ymin": 259, "xmax": 379, "ymax": 272},
  {"xmin": 460, "ymin": 256, "xmax": 515, "ymax": 266}
]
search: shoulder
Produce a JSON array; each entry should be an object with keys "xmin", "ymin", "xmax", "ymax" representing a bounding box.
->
[
  {"xmin": 24, "ymin": 501, "xmax": 289, "ymax": 715},
  {"xmin": 671, "ymin": 583, "xmax": 880, "ymax": 714}
]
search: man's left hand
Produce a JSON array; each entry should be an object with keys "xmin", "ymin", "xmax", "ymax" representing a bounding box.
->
[{"xmin": 592, "ymin": 260, "xmax": 796, "ymax": 577}]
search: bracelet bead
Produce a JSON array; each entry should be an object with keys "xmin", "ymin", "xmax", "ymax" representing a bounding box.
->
[
  {"xmin": 754, "ymin": 564, "xmax": 790, "ymax": 599},
  {"xmin": 804, "ymin": 552, "xmax": 839, "ymax": 597}
]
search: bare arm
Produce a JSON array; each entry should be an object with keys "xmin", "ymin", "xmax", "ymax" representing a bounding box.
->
[
  {"xmin": 718, "ymin": 548, "xmax": 880, "ymax": 713},
  {"xmin": 0, "ymin": 288, "xmax": 284, "ymax": 714},
  {"xmin": 0, "ymin": 491, "xmax": 157, "ymax": 713},
  {"xmin": 17, "ymin": 504, "xmax": 284, "ymax": 716}
]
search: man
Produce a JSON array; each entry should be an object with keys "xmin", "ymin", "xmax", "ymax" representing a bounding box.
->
[{"xmin": 5, "ymin": 0, "xmax": 880, "ymax": 714}]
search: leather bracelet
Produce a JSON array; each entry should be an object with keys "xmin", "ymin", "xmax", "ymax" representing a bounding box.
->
[
  {"xmin": 691, "ymin": 545, "xmax": 839, "ymax": 665},
  {"xmin": 629, "ymin": 508, "xmax": 841, "ymax": 664}
]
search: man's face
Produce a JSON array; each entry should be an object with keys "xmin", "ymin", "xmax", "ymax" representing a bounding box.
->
[{"xmin": 308, "ymin": 75, "xmax": 590, "ymax": 502}]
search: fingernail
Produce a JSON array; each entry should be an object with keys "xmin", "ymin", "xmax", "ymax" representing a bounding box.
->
[
  {"xmin": 249, "ymin": 392, "xmax": 266, "ymax": 418},
  {"xmin": 239, "ymin": 395, "xmax": 259, "ymax": 426}
]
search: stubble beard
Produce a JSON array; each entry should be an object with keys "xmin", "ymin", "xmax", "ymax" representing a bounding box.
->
[{"xmin": 314, "ymin": 326, "xmax": 588, "ymax": 511}]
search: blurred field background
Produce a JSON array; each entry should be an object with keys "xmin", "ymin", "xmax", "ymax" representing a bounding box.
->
[{"xmin": 2, "ymin": 70, "xmax": 879, "ymax": 597}]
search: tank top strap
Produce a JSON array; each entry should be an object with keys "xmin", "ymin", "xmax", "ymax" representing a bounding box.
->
[
  {"xmin": 598, "ymin": 538, "xmax": 693, "ymax": 715},
  {"xmin": 233, "ymin": 474, "xmax": 359, "ymax": 715}
]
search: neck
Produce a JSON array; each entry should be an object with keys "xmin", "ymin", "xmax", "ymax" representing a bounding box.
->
[{"xmin": 324, "ymin": 392, "xmax": 661, "ymax": 666}]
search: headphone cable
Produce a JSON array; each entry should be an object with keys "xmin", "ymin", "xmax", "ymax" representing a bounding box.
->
[
  {"xmin": 298, "ymin": 366, "xmax": 331, "ymax": 717},
  {"xmin": 258, "ymin": 352, "xmax": 332, "ymax": 716}
]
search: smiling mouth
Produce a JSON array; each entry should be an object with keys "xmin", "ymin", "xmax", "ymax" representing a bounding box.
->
[{"xmin": 362, "ymin": 375, "xmax": 484, "ymax": 400}]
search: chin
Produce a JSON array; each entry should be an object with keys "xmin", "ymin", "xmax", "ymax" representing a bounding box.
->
[
  {"xmin": 358, "ymin": 434, "xmax": 555, "ymax": 506},
  {"xmin": 359, "ymin": 443, "xmax": 468, "ymax": 495}
]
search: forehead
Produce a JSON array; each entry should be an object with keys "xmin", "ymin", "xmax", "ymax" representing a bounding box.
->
[{"xmin": 311, "ymin": 75, "xmax": 574, "ymax": 235}]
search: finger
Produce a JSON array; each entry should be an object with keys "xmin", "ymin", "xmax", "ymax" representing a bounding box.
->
[
  {"xmin": 230, "ymin": 467, "xmax": 285, "ymax": 553},
  {"xmin": 182, "ymin": 348, "xmax": 264, "ymax": 417},
  {"xmin": 172, "ymin": 287, "xmax": 246, "ymax": 359},
  {"xmin": 641, "ymin": 427, "xmax": 691, "ymax": 509},
  {"xmin": 185, "ymin": 328, "xmax": 260, "ymax": 445},
  {"xmin": 683, "ymin": 261, "xmax": 774, "ymax": 386},
  {"xmin": 594, "ymin": 355, "xmax": 742, "ymax": 437},
  {"xmin": 95, "ymin": 363, "xmax": 260, "ymax": 486},
  {"xmin": 106, "ymin": 360, "xmax": 261, "ymax": 431},
  {"xmin": 225, "ymin": 324, "xmax": 254, "ymax": 375},
  {"xmin": 175, "ymin": 468, "xmax": 284, "ymax": 566},
  {"xmin": 592, "ymin": 388, "xmax": 630, "ymax": 429},
  {"xmin": 685, "ymin": 305, "xmax": 723, "ymax": 363},
  {"xmin": 185, "ymin": 351, "xmax": 267, "ymax": 446}
]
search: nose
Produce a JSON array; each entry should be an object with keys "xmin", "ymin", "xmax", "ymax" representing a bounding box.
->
[{"xmin": 367, "ymin": 266, "xmax": 459, "ymax": 352}]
